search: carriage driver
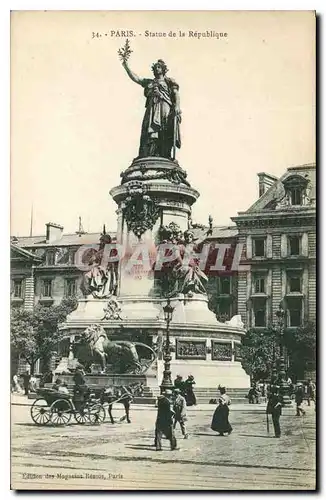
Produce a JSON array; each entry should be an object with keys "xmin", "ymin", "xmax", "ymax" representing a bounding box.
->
[{"xmin": 73, "ymin": 364, "xmax": 89, "ymax": 408}]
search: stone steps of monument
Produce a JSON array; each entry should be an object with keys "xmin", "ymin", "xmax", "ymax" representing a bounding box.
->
[
  {"xmin": 192, "ymin": 388, "xmax": 249, "ymax": 404},
  {"xmin": 29, "ymin": 384, "xmax": 249, "ymax": 405},
  {"xmin": 133, "ymin": 397, "xmax": 157, "ymax": 405},
  {"xmin": 147, "ymin": 387, "xmax": 248, "ymax": 395},
  {"xmin": 145, "ymin": 387, "xmax": 249, "ymax": 404}
]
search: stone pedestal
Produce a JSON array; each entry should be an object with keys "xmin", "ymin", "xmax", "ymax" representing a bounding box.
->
[
  {"xmin": 61, "ymin": 156, "xmax": 250, "ymax": 390},
  {"xmin": 110, "ymin": 156, "xmax": 199, "ymax": 298}
]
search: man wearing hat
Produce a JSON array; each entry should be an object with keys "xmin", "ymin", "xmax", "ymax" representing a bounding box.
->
[
  {"xmin": 295, "ymin": 383, "xmax": 306, "ymax": 416},
  {"xmin": 154, "ymin": 389, "xmax": 178, "ymax": 451},
  {"xmin": 73, "ymin": 364, "xmax": 88, "ymax": 411},
  {"xmin": 173, "ymin": 388, "xmax": 188, "ymax": 439},
  {"xmin": 174, "ymin": 375, "xmax": 185, "ymax": 396},
  {"xmin": 266, "ymin": 385, "xmax": 282, "ymax": 438}
]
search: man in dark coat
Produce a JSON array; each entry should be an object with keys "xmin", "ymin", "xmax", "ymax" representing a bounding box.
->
[
  {"xmin": 266, "ymin": 385, "xmax": 282, "ymax": 438},
  {"xmin": 174, "ymin": 375, "xmax": 185, "ymax": 396},
  {"xmin": 73, "ymin": 366, "xmax": 86, "ymax": 387},
  {"xmin": 295, "ymin": 383, "xmax": 306, "ymax": 416},
  {"xmin": 72, "ymin": 365, "xmax": 88, "ymax": 410},
  {"xmin": 22, "ymin": 370, "xmax": 31, "ymax": 396},
  {"xmin": 306, "ymin": 379, "xmax": 316, "ymax": 407},
  {"xmin": 154, "ymin": 389, "xmax": 178, "ymax": 451}
]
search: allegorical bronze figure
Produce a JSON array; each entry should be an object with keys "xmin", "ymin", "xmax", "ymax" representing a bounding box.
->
[{"xmin": 119, "ymin": 40, "xmax": 181, "ymax": 160}]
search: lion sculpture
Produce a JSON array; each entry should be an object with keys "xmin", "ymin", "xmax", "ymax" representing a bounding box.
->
[{"xmin": 72, "ymin": 325, "xmax": 156, "ymax": 374}]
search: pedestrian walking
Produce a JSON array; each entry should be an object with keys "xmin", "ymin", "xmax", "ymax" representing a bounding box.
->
[
  {"xmin": 211, "ymin": 396, "xmax": 233, "ymax": 436},
  {"xmin": 247, "ymin": 384, "xmax": 260, "ymax": 404},
  {"xmin": 173, "ymin": 388, "xmax": 188, "ymax": 439},
  {"xmin": 22, "ymin": 370, "xmax": 31, "ymax": 396},
  {"xmin": 218, "ymin": 386, "xmax": 231, "ymax": 406},
  {"xmin": 266, "ymin": 385, "xmax": 282, "ymax": 438},
  {"xmin": 184, "ymin": 375, "xmax": 196, "ymax": 406},
  {"xmin": 12, "ymin": 373, "xmax": 22, "ymax": 394},
  {"xmin": 174, "ymin": 375, "xmax": 185, "ymax": 396},
  {"xmin": 295, "ymin": 383, "xmax": 306, "ymax": 416},
  {"xmin": 306, "ymin": 379, "xmax": 316, "ymax": 407},
  {"xmin": 119, "ymin": 385, "xmax": 133, "ymax": 423},
  {"xmin": 314, "ymin": 384, "xmax": 317, "ymax": 413},
  {"xmin": 261, "ymin": 381, "xmax": 268, "ymax": 402},
  {"xmin": 154, "ymin": 389, "xmax": 178, "ymax": 451}
]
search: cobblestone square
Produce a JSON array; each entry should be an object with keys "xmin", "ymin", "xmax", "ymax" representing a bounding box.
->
[{"xmin": 11, "ymin": 399, "xmax": 316, "ymax": 490}]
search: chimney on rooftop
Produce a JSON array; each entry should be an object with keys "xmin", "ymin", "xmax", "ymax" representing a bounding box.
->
[
  {"xmin": 257, "ymin": 172, "xmax": 278, "ymax": 198},
  {"xmin": 46, "ymin": 222, "xmax": 63, "ymax": 243}
]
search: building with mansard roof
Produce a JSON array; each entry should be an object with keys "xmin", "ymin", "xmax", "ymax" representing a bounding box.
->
[
  {"xmin": 232, "ymin": 163, "xmax": 316, "ymax": 330},
  {"xmin": 11, "ymin": 163, "xmax": 316, "ymax": 378}
]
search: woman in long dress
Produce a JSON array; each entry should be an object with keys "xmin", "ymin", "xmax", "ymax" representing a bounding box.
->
[
  {"xmin": 184, "ymin": 375, "xmax": 197, "ymax": 406},
  {"xmin": 211, "ymin": 397, "xmax": 233, "ymax": 436},
  {"xmin": 121, "ymin": 58, "xmax": 182, "ymax": 159}
]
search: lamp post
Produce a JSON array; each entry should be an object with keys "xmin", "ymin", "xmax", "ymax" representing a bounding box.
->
[
  {"xmin": 160, "ymin": 299, "xmax": 175, "ymax": 394},
  {"xmin": 271, "ymin": 327, "xmax": 278, "ymax": 384},
  {"xmin": 275, "ymin": 303, "xmax": 291, "ymax": 406}
]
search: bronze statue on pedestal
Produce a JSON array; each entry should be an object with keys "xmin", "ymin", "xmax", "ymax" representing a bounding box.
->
[{"xmin": 119, "ymin": 40, "xmax": 181, "ymax": 160}]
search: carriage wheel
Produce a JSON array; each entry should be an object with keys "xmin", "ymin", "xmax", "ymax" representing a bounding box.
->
[
  {"xmin": 50, "ymin": 399, "xmax": 72, "ymax": 426},
  {"xmin": 74, "ymin": 408, "xmax": 88, "ymax": 425},
  {"xmin": 30, "ymin": 398, "xmax": 51, "ymax": 426},
  {"xmin": 88, "ymin": 404, "xmax": 106, "ymax": 425}
]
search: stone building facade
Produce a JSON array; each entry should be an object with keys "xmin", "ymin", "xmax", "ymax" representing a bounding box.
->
[
  {"xmin": 232, "ymin": 163, "xmax": 316, "ymax": 330},
  {"xmin": 11, "ymin": 163, "xmax": 316, "ymax": 376}
]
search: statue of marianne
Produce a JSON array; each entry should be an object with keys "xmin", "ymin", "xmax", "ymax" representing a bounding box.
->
[{"xmin": 121, "ymin": 53, "xmax": 182, "ymax": 159}]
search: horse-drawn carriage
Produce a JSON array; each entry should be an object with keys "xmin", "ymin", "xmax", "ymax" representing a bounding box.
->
[
  {"xmin": 30, "ymin": 382, "xmax": 144, "ymax": 426},
  {"xmin": 30, "ymin": 387, "xmax": 106, "ymax": 426}
]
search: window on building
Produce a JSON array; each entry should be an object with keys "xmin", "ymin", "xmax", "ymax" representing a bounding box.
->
[
  {"xmin": 253, "ymin": 238, "xmax": 265, "ymax": 257},
  {"xmin": 46, "ymin": 251, "xmax": 56, "ymax": 266},
  {"xmin": 283, "ymin": 174, "xmax": 308, "ymax": 207},
  {"xmin": 13, "ymin": 279, "xmax": 23, "ymax": 298},
  {"xmin": 253, "ymin": 298, "xmax": 266, "ymax": 327},
  {"xmin": 220, "ymin": 277, "xmax": 231, "ymax": 295},
  {"xmin": 217, "ymin": 299, "xmax": 232, "ymax": 322},
  {"xmin": 65, "ymin": 278, "xmax": 77, "ymax": 297},
  {"xmin": 253, "ymin": 276, "xmax": 266, "ymax": 294},
  {"xmin": 287, "ymin": 298, "xmax": 302, "ymax": 327},
  {"xmin": 290, "ymin": 187, "xmax": 303, "ymax": 206},
  {"xmin": 289, "ymin": 236, "xmax": 300, "ymax": 256},
  {"xmin": 55, "ymin": 248, "xmax": 68, "ymax": 265},
  {"xmin": 287, "ymin": 272, "xmax": 302, "ymax": 293},
  {"xmin": 42, "ymin": 279, "xmax": 52, "ymax": 297},
  {"xmin": 69, "ymin": 249, "xmax": 77, "ymax": 265}
]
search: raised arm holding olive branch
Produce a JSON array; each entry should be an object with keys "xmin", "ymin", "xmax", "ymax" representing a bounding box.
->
[{"xmin": 118, "ymin": 40, "xmax": 182, "ymax": 159}]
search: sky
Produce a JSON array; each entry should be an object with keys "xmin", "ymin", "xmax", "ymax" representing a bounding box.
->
[{"xmin": 10, "ymin": 10, "xmax": 315, "ymax": 237}]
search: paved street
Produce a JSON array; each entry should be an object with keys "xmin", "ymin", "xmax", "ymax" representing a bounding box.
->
[{"xmin": 11, "ymin": 398, "xmax": 316, "ymax": 491}]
